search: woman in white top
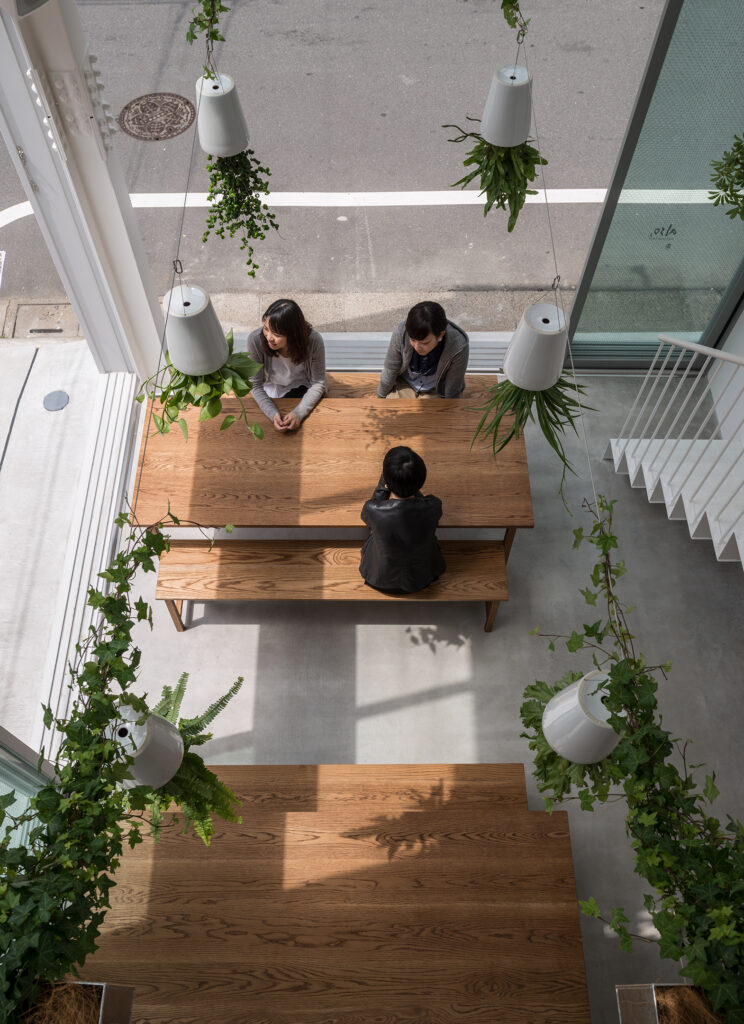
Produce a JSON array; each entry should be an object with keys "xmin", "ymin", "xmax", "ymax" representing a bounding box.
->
[{"xmin": 247, "ymin": 299, "xmax": 327, "ymax": 432}]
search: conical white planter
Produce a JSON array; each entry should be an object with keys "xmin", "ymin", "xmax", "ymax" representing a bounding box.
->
[
  {"xmin": 195, "ymin": 73, "xmax": 249, "ymax": 157},
  {"xmin": 542, "ymin": 671, "xmax": 621, "ymax": 764},
  {"xmin": 162, "ymin": 285, "xmax": 228, "ymax": 376},
  {"xmin": 112, "ymin": 709, "xmax": 184, "ymax": 789},
  {"xmin": 480, "ymin": 65, "xmax": 532, "ymax": 148},
  {"xmin": 503, "ymin": 302, "xmax": 568, "ymax": 391}
]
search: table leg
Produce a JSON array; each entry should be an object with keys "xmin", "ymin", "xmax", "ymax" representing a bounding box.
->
[
  {"xmin": 503, "ymin": 527, "xmax": 517, "ymax": 563},
  {"xmin": 165, "ymin": 599, "xmax": 185, "ymax": 632},
  {"xmin": 484, "ymin": 600, "xmax": 500, "ymax": 632}
]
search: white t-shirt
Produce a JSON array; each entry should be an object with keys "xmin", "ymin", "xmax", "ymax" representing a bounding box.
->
[{"xmin": 263, "ymin": 354, "xmax": 308, "ymax": 398}]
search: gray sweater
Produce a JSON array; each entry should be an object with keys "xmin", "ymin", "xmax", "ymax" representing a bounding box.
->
[
  {"xmin": 247, "ymin": 327, "xmax": 328, "ymax": 422},
  {"xmin": 377, "ymin": 321, "xmax": 470, "ymax": 398}
]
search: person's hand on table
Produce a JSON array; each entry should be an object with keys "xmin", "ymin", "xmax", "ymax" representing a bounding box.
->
[{"xmin": 272, "ymin": 411, "xmax": 301, "ymax": 432}]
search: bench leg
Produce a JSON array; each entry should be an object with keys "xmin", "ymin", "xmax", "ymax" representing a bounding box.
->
[
  {"xmin": 484, "ymin": 600, "xmax": 500, "ymax": 632},
  {"xmin": 165, "ymin": 599, "xmax": 186, "ymax": 632},
  {"xmin": 503, "ymin": 526, "xmax": 517, "ymax": 563}
]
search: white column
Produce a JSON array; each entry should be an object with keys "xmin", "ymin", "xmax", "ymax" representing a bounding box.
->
[{"xmin": 0, "ymin": 0, "xmax": 163, "ymax": 377}]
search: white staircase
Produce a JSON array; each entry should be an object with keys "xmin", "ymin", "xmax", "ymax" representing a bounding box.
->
[{"xmin": 606, "ymin": 335, "xmax": 744, "ymax": 567}]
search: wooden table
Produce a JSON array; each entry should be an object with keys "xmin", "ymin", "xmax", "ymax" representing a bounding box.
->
[{"xmin": 134, "ymin": 398, "xmax": 533, "ymax": 551}]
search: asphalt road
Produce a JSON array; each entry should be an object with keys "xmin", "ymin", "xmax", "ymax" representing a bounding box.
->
[{"xmin": 0, "ymin": 0, "xmax": 665, "ymax": 301}]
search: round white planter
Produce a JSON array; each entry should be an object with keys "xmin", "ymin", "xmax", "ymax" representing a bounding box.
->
[
  {"xmin": 503, "ymin": 301, "xmax": 568, "ymax": 391},
  {"xmin": 195, "ymin": 73, "xmax": 249, "ymax": 157},
  {"xmin": 112, "ymin": 709, "xmax": 184, "ymax": 789},
  {"xmin": 162, "ymin": 284, "xmax": 228, "ymax": 376},
  {"xmin": 542, "ymin": 670, "xmax": 621, "ymax": 764},
  {"xmin": 480, "ymin": 65, "xmax": 532, "ymax": 148}
]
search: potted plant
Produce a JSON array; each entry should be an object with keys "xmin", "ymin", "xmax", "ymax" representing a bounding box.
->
[
  {"xmin": 0, "ymin": 515, "xmax": 243, "ymax": 1021},
  {"xmin": 444, "ymin": 118, "xmax": 546, "ymax": 232},
  {"xmin": 472, "ymin": 370, "xmax": 589, "ymax": 500},
  {"xmin": 519, "ymin": 496, "xmax": 744, "ymax": 1022},
  {"xmin": 136, "ymin": 328, "xmax": 264, "ymax": 439}
]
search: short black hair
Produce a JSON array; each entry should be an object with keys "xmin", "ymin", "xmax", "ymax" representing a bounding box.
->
[
  {"xmin": 383, "ymin": 446, "xmax": 427, "ymax": 498},
  {"xmin": 405, "ymin": 301, "xmax": 447, "ymax": 341}
]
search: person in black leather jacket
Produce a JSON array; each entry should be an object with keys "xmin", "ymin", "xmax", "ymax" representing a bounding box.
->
[{"xmin": 360, "ymin": 446, "xmax": 446, "ymax": 594}]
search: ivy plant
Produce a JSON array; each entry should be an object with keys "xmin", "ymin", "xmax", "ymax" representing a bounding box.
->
[
  {"xmin": 186, "ymin": 0, "xmax": 229, "ymax": 77},
  {"xmin": 472, "ymin": 373, "xmax": 590, "ymax": 500},
  {"xmin": 203, "ymin": 150, "xmax": 279, "ymax": 277},
  {"xmin": 136, "ymin": 329, "xmax": 264, "ymax": 439},
  {"xmin": 709, "ymin": 133, "xmax": 744, "ymax": 222},
  {"xmin": 444, "ymin": 120, "xmax": 546, "ymax": 231},
  {"xmin": 500, "ymin": 0, "xmax": 530, "ymax": 36},
  {"xmin": 0, "ymin": 514, "xmax": 243, "ymax": 1020},
  {"xmin": 520, "ymin": 496, "xmax": 744, "ymax": 1023}
]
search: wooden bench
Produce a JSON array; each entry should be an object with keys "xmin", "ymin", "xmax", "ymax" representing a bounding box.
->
[
  {"xmin": 326, "ymin": 371, "xmax": 496, "ymax": 401},
  {"xmin": 157, "ymin": 539, "xmax": 508, "ymax": 633}
]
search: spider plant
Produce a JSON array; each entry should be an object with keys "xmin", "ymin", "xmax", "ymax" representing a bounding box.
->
[{"xmin": 472, "ymin": 374, "xmax": 591, "ymax": 498}]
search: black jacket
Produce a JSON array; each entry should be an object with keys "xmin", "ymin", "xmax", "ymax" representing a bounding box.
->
[{"xmin": 360, "ymin": 480, "xmax": 446, "ymax": 593}]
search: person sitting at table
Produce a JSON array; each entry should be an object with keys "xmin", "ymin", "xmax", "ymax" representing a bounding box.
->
[
  {"xmin": 359, "ymin": 446, "xmax": 446, "ymax": 594},
  {"xmin": 377, "ymin": 301, "xmax": 469, "ymax": 399},
  {"xmin": 247, "ymin": 298, "xmax": 327, "ymax": 432}
]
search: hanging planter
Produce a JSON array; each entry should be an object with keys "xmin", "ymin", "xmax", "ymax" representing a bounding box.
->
[
  {"xmin": 112, "ymin": 707, "xmax": 184, "ymax": 789},
  {"xmin": 541, "ymin": 670, "xmax": 620, "ymax": 764},
  {"xmin": 162, "ymin": 284, "xmax": 228, "ymax": 376},
  {"xmin": 480, "ymin": 65, "xmax": 532, "ymax": 148},
  {"xmin": 503, "ymin": 301, "xmax": 568, "ymax": 391},
  {"xmin": 195, "ymin": 72, "xmax": 249, "ymax": 158}
]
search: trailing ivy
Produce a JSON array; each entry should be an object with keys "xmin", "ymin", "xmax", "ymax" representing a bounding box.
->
[
  {"xmin": 186, "ymin": 0, "xmax": 229, "ymax": 76},
  {"xmin": 0, "ymin": 515, "xmax": 243, "ymax": 1020},
  {"xmin": 500, "ymin": 0, "xmax": 530, "ymax": 36},
  {"xmin": 136, "ymin": 329, "xmax": 264, "ymax": 439},
  {"xmin": 520, "ymin": 496, "xmax": 744, "ymax": 1023},
  {"xmin": 203, "ymin": 150, "xmax": 279, "ymax": 277},
  {"xmin": 709, "ymin": 133, "xmax": 744, "ymax": 222},
  {"xmin": 444, "ymin": 120, "xmax": 546, "ymax": 231},
  {"xmin": 472, "ymin": 373, "xmax": 591, "ymax": 500}
]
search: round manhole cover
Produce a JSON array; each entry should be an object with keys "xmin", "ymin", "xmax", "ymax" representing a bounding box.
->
[{"xmin": 118, "ymin": 93, "xmax": 195, "ymax": 141}]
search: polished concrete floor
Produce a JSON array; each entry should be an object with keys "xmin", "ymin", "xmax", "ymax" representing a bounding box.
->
[{"xmin": 2, "ymin": 366, "xmax": 742, "ymax": 1024}]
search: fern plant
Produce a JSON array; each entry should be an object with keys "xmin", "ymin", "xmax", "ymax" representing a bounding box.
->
[
  {"xmin": 444, "ymin": 120, "xmax": 547, "ymax": 231},
  {"xmin": 473, "ymin": 373, "xmax": 590, "ymax": 497},
  {"xmin": 139, "ymin": 674, "xmax": 243, "ymax": 845}
]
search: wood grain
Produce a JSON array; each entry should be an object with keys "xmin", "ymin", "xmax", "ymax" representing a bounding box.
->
[
  {"xmin": 326, "ymin": 373, "xmax": 495, "ymax": 402},
  {"xmin": 156, "ymin": 540, "xmax": 508, "ymax": 603},
  {"xmin": 82, "ymin": 765, "xmax": 590, "ymax": 1024},
  {"xmin": 133, "ymin": 399, "xmax": 533, "ymax": 529}
]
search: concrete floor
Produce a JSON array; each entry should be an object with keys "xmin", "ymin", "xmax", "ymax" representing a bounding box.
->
[{"xmin": 2, "ymin": 364, "xmax": 742, "ymax": 1023}]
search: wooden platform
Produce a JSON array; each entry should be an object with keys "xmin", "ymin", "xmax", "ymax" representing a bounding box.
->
[{"xmin": 82, "ymin": 765, "xmax": 590, "ymax": 1024}]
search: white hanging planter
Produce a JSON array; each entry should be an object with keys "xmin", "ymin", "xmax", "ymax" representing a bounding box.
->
[
  {"xmin": 480, "ymin": 65, "xmax": 532, "ymax": 148},
  {"xmin": 195, "ymin": 73, "xmax": 249, "ymax": 158},
  {"xmin": 112, "ymin": 708, "xmax": 184, "ymax": 789},
  {"xmin": 542, "ymin": 670, "xmax": 621, "ymax": 764},
  {"xmin": 162, "ymin": 284, "xmax": 228, "ymax": 376},
  {"xmin": 502, "ymin": 301, "xmax": 568, "ymax": 391}
]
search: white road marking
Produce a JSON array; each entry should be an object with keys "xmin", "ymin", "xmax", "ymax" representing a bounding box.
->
[
  {"xmin": 0, "ymin": 250, "xmax": 5, "ymax": 289},
  {"xmin": 0, "ymin": 188, "xmax": 715, "ymax": 230}
]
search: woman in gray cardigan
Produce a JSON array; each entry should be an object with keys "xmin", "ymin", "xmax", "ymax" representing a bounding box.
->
[{"xmin": 247, "ymin": 299, "xmax": 327, "ymax": 432}]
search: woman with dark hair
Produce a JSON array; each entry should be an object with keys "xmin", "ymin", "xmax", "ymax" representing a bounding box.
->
[{"xmin": 247, "ymin": 299, "xmax": 327, "ymax": 431}]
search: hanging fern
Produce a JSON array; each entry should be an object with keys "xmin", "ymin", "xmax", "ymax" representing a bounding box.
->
[{"xmin": 444, "ymin": 120, "xmax": 547, "ymax": 231}]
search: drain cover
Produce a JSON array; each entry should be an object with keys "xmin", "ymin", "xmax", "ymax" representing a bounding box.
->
[
  {"xmin": 118, "ymin": 93, "xmax": 195, "ymax": 141},
  {"xmin": 44, "ymin": 390, "xmax": 70, "ymax": 411}
]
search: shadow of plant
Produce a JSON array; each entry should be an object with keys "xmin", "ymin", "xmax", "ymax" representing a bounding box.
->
[{"xmin": 405, "ymin": 624, "xmax": 469, "ymax": 652}]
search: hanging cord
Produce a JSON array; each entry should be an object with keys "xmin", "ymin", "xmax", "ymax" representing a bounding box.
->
[
  {"xmin": 131, "ymin": 73, "xmax": 205, "ymax": 517},
  {"xmin": 520, "ymin": 42, "xmax": 600, "ymax": 513}
]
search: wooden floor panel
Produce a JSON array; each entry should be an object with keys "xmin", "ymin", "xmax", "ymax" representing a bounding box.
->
[{"xmin": 83, "ymin": 765, "xmax": 590, "ymax": 1023}]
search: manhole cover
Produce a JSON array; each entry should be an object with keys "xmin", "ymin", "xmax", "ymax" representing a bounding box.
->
[
  {"xmin": 44, "ymin": 390, "xmax": 70, "ymax": 411},
  {"xmin": 118, "ymin": 93, "xmax": 195, "ymax": 141}
]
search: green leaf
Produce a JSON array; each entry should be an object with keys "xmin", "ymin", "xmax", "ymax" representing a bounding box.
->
[
  {"xmin": 579, "ymin": 587, "xmax": 597, "ymax": 606},
  {"xmin": 224, "ymin": 523, "xmax": 234, "ymax": 534},
  {"xmin": 220, "ymin": 414, "xmax": 236, "ymax": 431},
  {"xmin": 566, "ymin": 630, "xmax": 584, "ymax": 653},
  {"xmin": 579, "ymin": 897, "xmax": 601, "ymax": 919},
  {"xmin": 704, "ymin": 773, "xmax": 720, "ymax": 804},
  {"xmin": 178, "ymin": 418, "xmax": 189, "ymax": 441}
]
